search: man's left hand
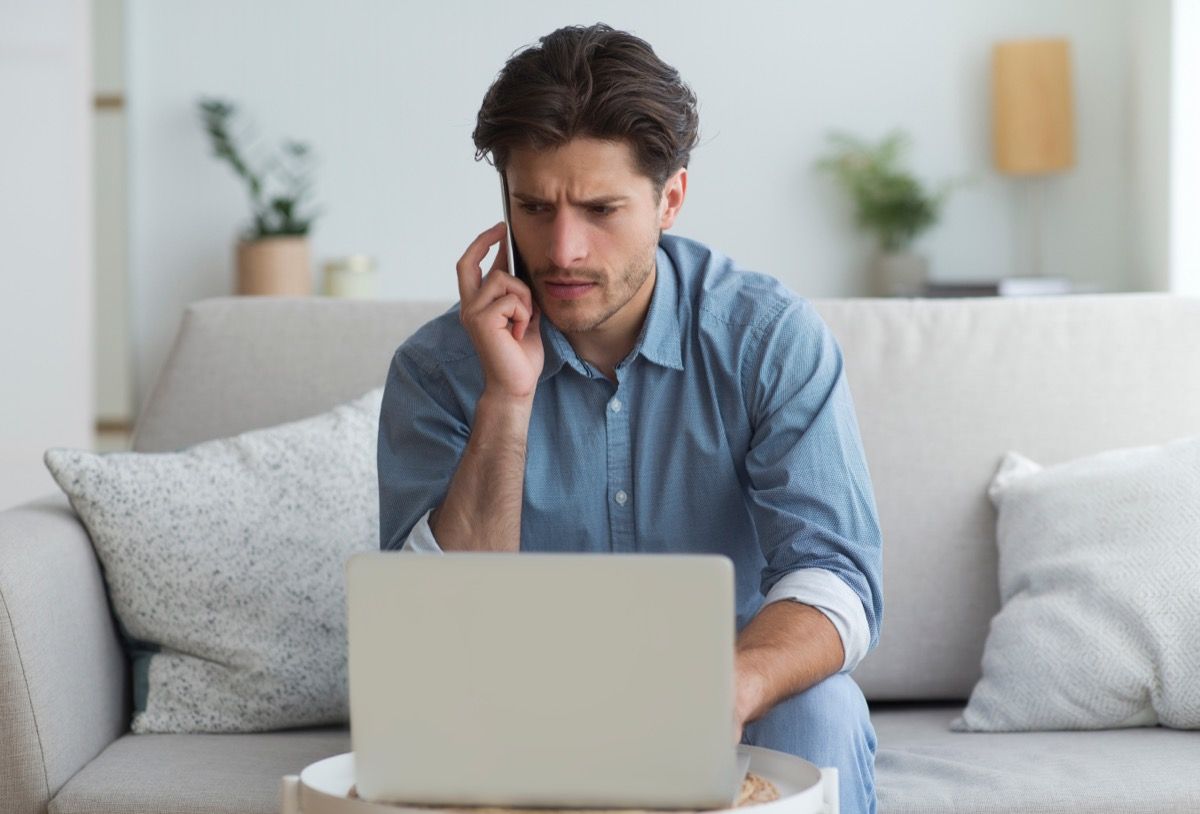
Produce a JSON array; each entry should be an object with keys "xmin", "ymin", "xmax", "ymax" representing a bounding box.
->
[
  {"xmin": 734, "ymin": 656, "xmax": 767, "ymax": 743},
  {"xmin": 732, "ymin": 601, "xmax": 847, "ymax": 743}
]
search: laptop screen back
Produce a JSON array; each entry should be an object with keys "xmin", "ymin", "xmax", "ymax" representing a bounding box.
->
[{"xmin": 347, "ymin": 552, "xmax": 738, "ymax": 809}]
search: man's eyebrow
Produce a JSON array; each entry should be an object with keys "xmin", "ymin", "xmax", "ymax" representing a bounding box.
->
[{"xmin": 512, "ymin": 193, "xmax": 630, "ymax": 206}]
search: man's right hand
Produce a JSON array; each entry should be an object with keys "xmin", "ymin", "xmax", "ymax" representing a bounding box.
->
[
  {"xmin": 456, "ymin": 222, "xmax": 545, "ymax": 402},
  {"xmin": 429, "ymin": 223, "xmax": 541, "ymax": 552}
]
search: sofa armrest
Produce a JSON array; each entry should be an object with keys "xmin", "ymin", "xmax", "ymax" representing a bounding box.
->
[{"xmin": 0, "ymin": 494, "xmax": 128, "ymax": 812}]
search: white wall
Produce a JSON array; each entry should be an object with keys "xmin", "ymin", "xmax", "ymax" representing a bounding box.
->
[
  {"xmin": 94, "ymin": 0, "xmax": 133, "ymax": 422},
  {"xmin": 127, "ymin": 0, "xmax": 1149, "ymax": 412},
  {"xmin": 1129, "ymin": 0, "xmax": 1172, "ymax": 292},
  {"xmin": 1170, "ymin": 0, "xmax": 1200, "ymax": 294},
  {"xmin": 0, "ymin": 0, "xmax": 93, "ymax": 509}
]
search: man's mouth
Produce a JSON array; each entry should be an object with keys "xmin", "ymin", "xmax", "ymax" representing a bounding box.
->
[{"xmin": 544, "ymin": 279, "xmax": 597, "ymax": 300}]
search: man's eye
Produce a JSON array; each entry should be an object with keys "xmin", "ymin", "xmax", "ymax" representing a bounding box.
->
[
  {"xmin": 590, "ymin": 206, "xmax": 614, "ymax": 216},
  {"xmin": 520, "ymin": 203, "xmax": 546, "ymax": 214}
]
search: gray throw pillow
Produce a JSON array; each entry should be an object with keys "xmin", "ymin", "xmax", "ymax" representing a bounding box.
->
[
  {"xmin": 953, "ymin": 435, "xmax": 1200, "ymax": 732},
  {"xmin": 44, "ymin": 388, "xmax": 383, "ymax": 734}
]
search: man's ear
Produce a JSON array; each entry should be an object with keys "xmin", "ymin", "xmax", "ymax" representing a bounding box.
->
[{"xmin": 657, "ymin": 167, "xmax": 687, "ymax": 230}]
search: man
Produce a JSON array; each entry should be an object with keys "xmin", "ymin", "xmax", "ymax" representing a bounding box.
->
[{"xmin": 378, "ymin": 23, "xmax": 883, "ymax": 813}]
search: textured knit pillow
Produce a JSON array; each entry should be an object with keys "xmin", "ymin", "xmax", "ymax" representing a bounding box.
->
[
  {"xmin": 43, "ymin": 388, "xmax": 383, "ymax": 734},
  {"xmin": 953, "ymin": 435, "xmax": 1200, "ymax": 732}
]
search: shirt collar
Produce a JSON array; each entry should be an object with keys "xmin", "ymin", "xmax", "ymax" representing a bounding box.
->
[
  {"xmin": 632, "ymin": 243, "xmax": 685, "ymax": 372},
  {"xmin": 538, "ymin": 319, "xmax": 576, "ymax": 382},
  {"xmin": 538, "ymin": 243, "xmax": 684, "ymax": 384}
]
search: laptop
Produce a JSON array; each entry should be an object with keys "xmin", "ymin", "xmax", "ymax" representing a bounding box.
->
[{"xmin": 346, "ymin": 552, "xmax": 746, "ymax": 809}]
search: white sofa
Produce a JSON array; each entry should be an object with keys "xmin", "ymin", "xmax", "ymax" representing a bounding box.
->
[{"xmin": 3, "ymin": 293, "xmax": 1199, "ymax": 814}]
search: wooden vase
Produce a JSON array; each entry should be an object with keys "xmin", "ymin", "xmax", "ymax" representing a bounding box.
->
[
  {"xmin": 235, "ymin": 236, "xmax": 312, "ymax": 296},
  {"xmin": 869, "ymin": 250, "xmax": 929, "ymax": 298}
]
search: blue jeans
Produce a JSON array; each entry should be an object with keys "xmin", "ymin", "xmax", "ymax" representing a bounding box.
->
[{"xmin": 740, "ymin": 672, "xmax": 877, "ymax": 814}]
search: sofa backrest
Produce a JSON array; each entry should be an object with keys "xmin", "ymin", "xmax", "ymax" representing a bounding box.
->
[{"xmin": 133, "ymin": 294, "xmax": 1200, "ymax": 701}]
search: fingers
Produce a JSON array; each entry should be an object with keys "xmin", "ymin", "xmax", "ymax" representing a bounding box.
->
[
  {"xmin": 521, "ymin": 299, "xmax": 541, "ymax": 343},
  {"xmin": 486, "ymin": 266, "xmax": 533, "ymax": 306},
  {"xmin": 465, "ymin": 266, "xmax": 534, "ymax": 324},
  {"xmin": 488, "ymin": 232, "xmax": 510, "ymax": 275},
  {"xmin": 455, "ymin": 222, "xmax": 507, "ymax": 303},
  {"xmin": 452, "ymin": 225, "xmax": 544, "ymax": 396},
  {"xmin": 481, "ymin": 293, "xmax": 531, "ymax": 339}
]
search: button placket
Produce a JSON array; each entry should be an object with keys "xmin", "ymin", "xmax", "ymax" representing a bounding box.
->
[{"xmin": 605, "ymin": 385, "xmax": 635, "ymax": 551}]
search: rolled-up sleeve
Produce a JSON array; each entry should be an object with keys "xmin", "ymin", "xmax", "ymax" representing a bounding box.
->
[
  {"xmin": 742, "ymin": 299, "xmax": 884, "ymax": 661},
  {"xmin": 377, "ymin": 347, "xmax": 469, "ymax": 551}
]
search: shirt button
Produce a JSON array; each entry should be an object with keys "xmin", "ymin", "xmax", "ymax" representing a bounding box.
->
[
  {"xmin": 614, "ymin": 490, "xmax": 628, "ymax": 505},
  {"xmin": 609, "ymin": 398, "xmax": 622, "ymax": 413}
]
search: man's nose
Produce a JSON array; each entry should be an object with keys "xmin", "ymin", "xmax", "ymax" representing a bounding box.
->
[{"xmin": 546, "ymin": 211, "xmax": 588, "ymax": 270}]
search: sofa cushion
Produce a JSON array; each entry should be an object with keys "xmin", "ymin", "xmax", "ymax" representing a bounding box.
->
[
  {"xmin": 954, "ymin": 437, "xmax": 1200, "ymax": 732},
  {"xmin": 130, "ymin": 294, "xmax": 1200, "ymax": 702},
  {"xmin": 873, "ymin": 703, "xmax": 1200, "ymax": 813},
  {"xmin": 47, "ymin": 728, "xmax": 349, "ymax": 814},
  {"xmin": 46, "ymin": 709, "xmax": 1200, "ymax": 814},
  {"xmin": 814, "ymin": 294, "xmax": 1200, "ymax": 700},
  {"xmin": 131, "ymin": 297, "xmax": 450, "ymax": 453},
  {"xmin": 43, "ymin": 388, "xmax": 383, "ymax": 733}
]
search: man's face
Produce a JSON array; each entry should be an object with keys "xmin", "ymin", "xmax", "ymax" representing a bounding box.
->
[{"xmin": 504, "ymin": 138, "xmax": 685, "ymax": 339}]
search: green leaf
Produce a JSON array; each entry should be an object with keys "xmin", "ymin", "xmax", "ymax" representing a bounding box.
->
[
  {"xmin": 814, "ymin": 128, "xmax": 962, "ymax": 250},
  {"xmin": 198, "ymin": 96, "xmax": 319, "ymax": 238},
  {"xmin": 270, "ymin": 197, "xmax": 294, "ymax": 218}
]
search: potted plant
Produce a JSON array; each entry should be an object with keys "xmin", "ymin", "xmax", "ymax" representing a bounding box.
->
[
  {"xmin": 198, "ymin": 97, "xmax": 322, "ymax": 296},
  {"xmin": 815, "ymin": 130, "xmax": 965, "ymax": 297}
]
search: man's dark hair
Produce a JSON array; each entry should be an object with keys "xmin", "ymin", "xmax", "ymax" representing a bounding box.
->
[{"xmin": 473, "ymin": 23, "xmax": 700, "ymax": 197}]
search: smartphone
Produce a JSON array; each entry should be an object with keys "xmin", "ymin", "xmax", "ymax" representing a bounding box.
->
[{"xmin": 499, "ymin": 172, "xmax": 530, "ymax": 284}]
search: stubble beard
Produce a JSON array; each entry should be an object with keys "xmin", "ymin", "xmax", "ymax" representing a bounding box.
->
[{"xmin": 531, "ymin": 231, "xmax": 660, "ymax": 335}]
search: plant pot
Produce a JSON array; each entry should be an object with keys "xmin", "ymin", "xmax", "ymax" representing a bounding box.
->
[
  {"xmin": 235, "ymin": 236, "xmax": 312, "ymax": 296},
  {"xmin": 869, "ymin": 250, "xmax": 928, "ymax": 297}
]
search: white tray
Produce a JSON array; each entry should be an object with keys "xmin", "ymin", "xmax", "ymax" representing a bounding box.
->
[{"xmin": 281, "ymin": 747, "xmax": 838, "ymax": 814}]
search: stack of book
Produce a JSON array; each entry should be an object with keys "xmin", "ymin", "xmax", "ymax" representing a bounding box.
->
[{"xmin": 923, "ymin": 277, "xmax": 1074, "ymax": 298}]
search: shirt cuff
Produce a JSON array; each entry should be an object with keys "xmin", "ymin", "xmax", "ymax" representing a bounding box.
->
[
  {"xmin": 762, "ymin": 568, "xmax": 870, "ymax": 674},
  {"xmin": 399, "ymin": 509, "xmax": 444, "ymax": 554}
]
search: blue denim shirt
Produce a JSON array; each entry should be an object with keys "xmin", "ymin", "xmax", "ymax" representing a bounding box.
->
[{"xmin": 378, "ymin": 233, "xmax": 883, "ymax": 650}]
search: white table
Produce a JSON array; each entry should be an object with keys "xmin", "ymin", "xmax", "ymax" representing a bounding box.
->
[{"xmin": 281, "ymin": 747, "xmax": 838, "ymax": 814}]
